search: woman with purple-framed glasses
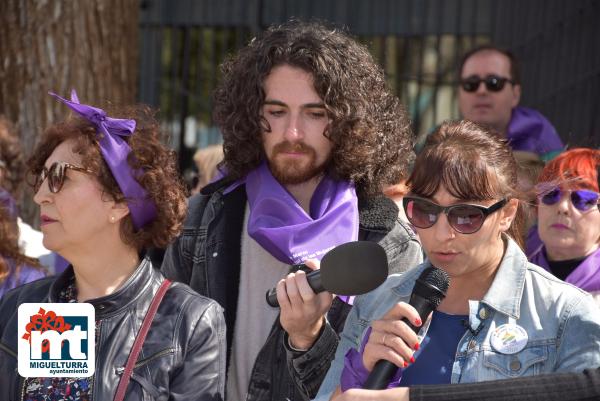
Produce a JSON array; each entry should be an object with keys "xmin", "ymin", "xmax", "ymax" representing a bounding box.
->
[
  {"xmin": 315, "ymin": 121, "xmax": 600, "ymax": 401},
  {"xmin": 0, "ymin": 91, "xmax": 225, "ymax": 401},
  {"xmin": 527, "ymin": 148, "xmax": 600, "ymax": 303}
]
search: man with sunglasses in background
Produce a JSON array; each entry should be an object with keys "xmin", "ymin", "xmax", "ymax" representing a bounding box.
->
[{"xmin": 458, "ymin": 45, "xmax": 564, "ymax": 162}]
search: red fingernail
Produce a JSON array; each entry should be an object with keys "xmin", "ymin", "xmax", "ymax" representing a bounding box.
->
[
  {"xmin": 414, "ymin": 318, "xmax": 422, "ymax": 326},
  {"xmin": 414, "ymin": 342, "xmax": 420, "ymax": 351},
  {"xmin": 410, "ymin": 356, "xmax": 415, "ymax": 363},
  {"xmin": 403, "ymin": 361, "xmax": 409, "ymax": 367}
]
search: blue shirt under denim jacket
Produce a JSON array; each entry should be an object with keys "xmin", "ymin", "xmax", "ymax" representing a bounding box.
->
[{"xmin": 315, "ymin": 237, "xmax": 600, "ymax": 400}]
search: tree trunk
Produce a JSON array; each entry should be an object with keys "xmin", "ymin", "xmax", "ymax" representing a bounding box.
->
[{"xmin": 0, "ymin": 0, "xmax": 139, "ymax": 225}]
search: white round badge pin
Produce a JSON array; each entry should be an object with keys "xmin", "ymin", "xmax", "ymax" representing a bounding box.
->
[{"xmin": 490, "ymin": 323, "xmax": 528, "ymax": 354}]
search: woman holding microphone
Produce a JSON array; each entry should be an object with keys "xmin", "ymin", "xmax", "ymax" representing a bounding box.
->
[{"xmin": 314, "ymin": 120, "xmax": 600, "ymax": 400}]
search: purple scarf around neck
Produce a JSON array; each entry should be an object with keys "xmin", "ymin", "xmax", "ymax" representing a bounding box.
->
[
  {"xmin": 527, "ymin": 226, "xmax": 600, "ymax": 292},
  {"xmin": 243, "ymin": 162, "xmax": 359, "ymax": 265}
]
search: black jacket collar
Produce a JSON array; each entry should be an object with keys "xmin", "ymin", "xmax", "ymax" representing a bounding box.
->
[
  {"xmin": 357, "ymin": 195, "xmax": 399, "ymax": 233},
  {"xmin": 48, "ymin": 257, "xmax": 158, "ymax": 319}
]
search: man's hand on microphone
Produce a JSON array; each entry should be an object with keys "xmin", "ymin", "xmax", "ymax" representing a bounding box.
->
[
  {"xmin": 362, "ymin": 302, "xmax": 425, "ymax": 372},
  {"xmin": 278, "ymin": 259, "xmax": 334, "ymax": 350}
]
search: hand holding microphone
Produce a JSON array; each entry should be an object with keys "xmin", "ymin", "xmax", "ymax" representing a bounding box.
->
[
  {"xmin": 267, "ymin": 241, "xmax": 389, "ymax": 350},
  {"xmin": 277, "ymin": 260, "xmax": 336, "ymax": 350},
  {"xmin": 266, "ymin": 241, "xmax": 389, "ymax": 307},
  {"xmin": 363, "ymin": 266, "xmax": 450, "ymax": 389},
  {"xmin": 362, "ymin": 302, "xmax": 425, "ymax": 373}
]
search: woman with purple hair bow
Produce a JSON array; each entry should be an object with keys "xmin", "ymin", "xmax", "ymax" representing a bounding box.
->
[{"xmin": 0, "ymin": 91, "xmax": 225, "ymax": 401}]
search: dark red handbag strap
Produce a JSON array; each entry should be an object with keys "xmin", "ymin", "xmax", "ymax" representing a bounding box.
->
[{"xmin": 113, "ymin": 279, "xmax": 171, "ymax": 401}]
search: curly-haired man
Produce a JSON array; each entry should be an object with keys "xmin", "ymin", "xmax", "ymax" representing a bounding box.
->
[{"xmin": 162, "ymin": 20, "xmax": 422, "ymax": 401}]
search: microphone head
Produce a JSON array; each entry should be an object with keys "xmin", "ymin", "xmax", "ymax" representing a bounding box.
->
[
  {"xmin": 413, "ymin": 266, "xmax": 450, "ymax": 308},
  {"xmin": 320, "ymin": 241, "xmax": 388, "ymax": 296}
]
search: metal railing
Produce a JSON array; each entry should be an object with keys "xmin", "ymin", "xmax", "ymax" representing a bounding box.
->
[{"xmin": 138, "ymin": 0, "xmax": 599, "ymax": 175}]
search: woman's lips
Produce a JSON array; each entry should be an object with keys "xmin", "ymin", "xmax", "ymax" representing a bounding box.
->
[
  {"xmin": 432, "ymin": 252, "xmax": 459, "ymax": 263},
  {"xmin": 550, "ymin": 223, "xmax": 570, "ymax": 230},
  {"xmin": 40, "ymin": 215, "xmax": 57, "ymax": 226}
]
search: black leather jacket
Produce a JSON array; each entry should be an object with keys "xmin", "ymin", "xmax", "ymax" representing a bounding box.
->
[
  {"xmin": 161, "ymin": 180, "xmax": 423, "ymax": 401},
  {"xmin": 0, "ymin": 258, "xmax": 226, "ymax": 401}
]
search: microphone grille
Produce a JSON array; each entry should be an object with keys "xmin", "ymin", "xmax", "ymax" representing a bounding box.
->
[{"xmin": 415, "ymin": 266, "xmax": 450, "ymax": 307}]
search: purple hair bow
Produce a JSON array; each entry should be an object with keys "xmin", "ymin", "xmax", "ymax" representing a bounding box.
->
[{"xmin": 49, "ymin": 90, "xmax": 157, "ymax": 230}]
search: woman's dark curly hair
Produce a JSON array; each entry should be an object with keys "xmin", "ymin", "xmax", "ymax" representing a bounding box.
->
[
  {"xmin": 27, "ymin": 105, "xmax": 187, "ymax": 250},
  {"xmin": 213, "ymin": 20, "xmax": 414, "ymax": 196},
  {"xmin": 0, "ymin": 116, "xmax": 26, "ymax": 197},
  {"xmin": 0, "ymin": 207, "xmax": 42, "ymax": 283},
  {"xmin": 0, "ymin": 117, "xmax": 42, "ymax": 282}
]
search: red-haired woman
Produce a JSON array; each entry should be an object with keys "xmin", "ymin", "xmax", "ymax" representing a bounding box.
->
[{"xmin": 527, "ymin": 148, "xmax": 600, "ymax": 302}]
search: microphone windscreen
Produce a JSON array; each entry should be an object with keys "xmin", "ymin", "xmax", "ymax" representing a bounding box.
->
[
  {"xmin": 320, "ymin": 241, "xmax": 388, "ymax": 296},
  {"xmin": 413, "ymin": 266, "xmax": 450, "ymax": 308}
]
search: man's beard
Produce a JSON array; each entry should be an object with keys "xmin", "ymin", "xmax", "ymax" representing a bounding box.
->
[{"xmin": 268, "ymin": 141, "xmax": 328, "ymax": 185}]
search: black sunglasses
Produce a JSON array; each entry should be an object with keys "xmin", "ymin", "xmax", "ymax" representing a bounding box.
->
[
  {"xmin": 33, "ymin": 161, "xmax": 94, "ymax": 194},
  {"xmin": 460, "ymin": 75, "xmax": 515, "ymax": 93},
  {"xmin": 403, "ymin": 197, "xmax": 508, "ymax": 234}
]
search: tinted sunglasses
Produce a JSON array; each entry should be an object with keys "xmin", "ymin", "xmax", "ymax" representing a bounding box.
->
[
  {"xmin": 403, "ymin": 197, "xmax": 508, "ymax": 234},
  {"xmin": 33, "ymin": 161, "xmax": 94, "ymax": 194},
  {"xmin": 539, "ymin": 187, "xmax": 600, "ymax": 212},
  {"xmin": 460, "ymin": 75, "xmax": 515, "ymax": 92}
]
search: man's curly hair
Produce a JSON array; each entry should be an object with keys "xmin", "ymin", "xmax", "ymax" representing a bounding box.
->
[
  {"xmin": 28, "ymin": 105, "xmax": 187, "ymax": 250},
  {"xmin": 213, "ymin": 20, "xmax": 414, "ymax": 196}
]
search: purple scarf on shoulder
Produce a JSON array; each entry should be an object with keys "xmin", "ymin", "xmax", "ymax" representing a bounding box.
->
[
  {"xmin": 507, "ymin": 107, "xmax": 564, "ymax": 160},
  {"xmin": 527, "ymin": 226, "xmax": 600, "ymax": 292},
  {"xmin": 240, "ymin": 162, "xmax": 359, "ymax": 265}
]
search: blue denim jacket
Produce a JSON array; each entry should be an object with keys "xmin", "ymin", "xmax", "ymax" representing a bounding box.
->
[{"xmin": 315, "ymin": 238, "xmax": 600, "ymax": 400}]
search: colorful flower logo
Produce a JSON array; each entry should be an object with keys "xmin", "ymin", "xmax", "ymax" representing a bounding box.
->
[{"xmin": 22, "ymin": 307, "xmax": 72, "ymax": 352}]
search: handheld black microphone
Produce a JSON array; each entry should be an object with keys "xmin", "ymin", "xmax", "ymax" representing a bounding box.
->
[
  {"xmin": 363, "ymin": 266, "xmax": 450, "ymax": 390},
  {"xmin": 265, "ymin": 241, "xmax": 388, "ymax": 307}
]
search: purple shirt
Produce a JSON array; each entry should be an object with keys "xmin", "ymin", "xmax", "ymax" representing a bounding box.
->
[{"xmin": 0, "ymin": 258, "xmax": 46, "ymax": 298}]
